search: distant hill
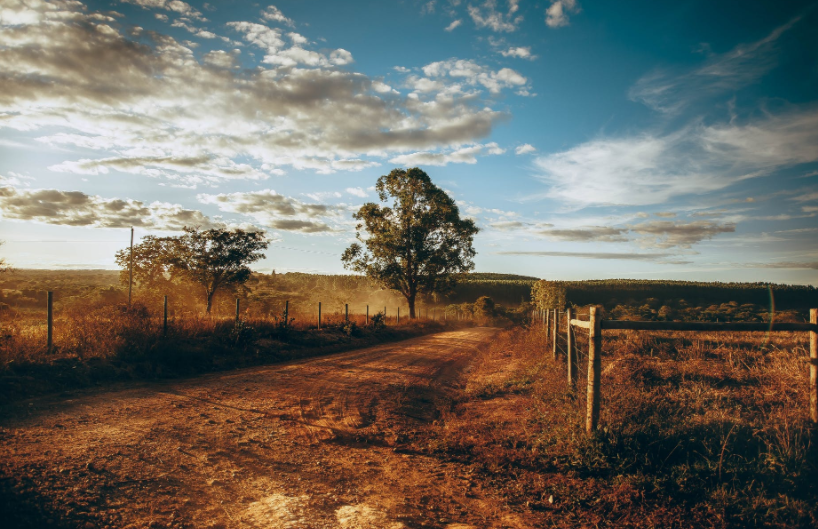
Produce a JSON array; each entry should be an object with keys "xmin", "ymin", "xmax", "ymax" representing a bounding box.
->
[{"xmin": 461, "ymin": 273, "xmax": 540, "ymax": 281}]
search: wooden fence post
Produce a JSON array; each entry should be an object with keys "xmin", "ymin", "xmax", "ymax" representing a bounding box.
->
[
  {"xmin": 567, "ymin": 307, "xmax": 576, "ymax": 387},
  {"xmin": 46, "ymin": 291, "xmax": 53, "ymax": 352},
  {"xmin": 318, "ymin": 302, "xmax": 322, "ymax": 329},
  {"xmin": 366, "ymin": 305, "xmax": 369, "ymax": 325},
  {"xmin": 587, "ymin": 306, "xmax": 602, "ymax": 434},
  {"xmin": 163, "ymin": 295, "xmax": 168, "ymax": 337},
  {"xmin": 545, "ymin": 309, "xmax": 550, "ymax": 332},
  {"xmin": 810, "ymin": 308, "xmax": 817, "ymax": 423},
  {"xmin": 284, "ymin": 300, "xmax": 289, "ymax": 328},
  {"xmin": 397, "ymin": 307, "xmax": 400, "ymax": 324},
  {"xmin": 235, "ymin": 298, "xmax": 240, "ymax": 322},
  {"xmin": 345, "ymin": 304, "xmax": 349, "ymax": 322},
  {"xmin": 553, "ymin": 309, "xmax": 560, "ymax": 360}
]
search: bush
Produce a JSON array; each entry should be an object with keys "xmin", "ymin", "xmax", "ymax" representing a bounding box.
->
[
  {"xmin": 371, "ymin": 311, "xmax": 386, "ymax": 330},
  {"xmin": 342, "ymin": 320, "xmax": 359, "ymax": 336}
]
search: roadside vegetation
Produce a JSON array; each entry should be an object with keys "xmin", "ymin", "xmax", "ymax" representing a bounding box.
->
[
  {"xmin": 412, "ymin": 323, "xmax": 818, "ymax": 528},
  {"xmin": 0, "ymin": 275, "xmax": 524, "ymax": 402}
]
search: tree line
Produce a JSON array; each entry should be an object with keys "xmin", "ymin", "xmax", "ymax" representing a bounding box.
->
[{"xmin": 107, "ymin": 168, "xmax": 479, "ymax": 318}]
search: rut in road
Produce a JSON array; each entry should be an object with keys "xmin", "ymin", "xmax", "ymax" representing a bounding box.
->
[{"xmin": 1, "ymin": 327, "xmax": 527, "ymax": 529}]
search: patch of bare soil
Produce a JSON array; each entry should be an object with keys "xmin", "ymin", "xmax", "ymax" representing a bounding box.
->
[{"xmin": 0, "ymin": 327, "xmax": 547, "ymax": 529}]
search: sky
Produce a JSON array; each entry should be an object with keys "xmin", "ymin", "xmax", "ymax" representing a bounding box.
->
[{"xmin": 0, "ymin": 0, "xmax": 817, "ymax": 284}]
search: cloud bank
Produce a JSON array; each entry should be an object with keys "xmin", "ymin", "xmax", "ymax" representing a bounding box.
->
[{"xmin": 0, "ymin": 0, "xmax": 527, "ymax": 184}]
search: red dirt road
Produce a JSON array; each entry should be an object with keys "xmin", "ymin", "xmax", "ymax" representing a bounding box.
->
[{"xmin": 0, "ymin": 327, "xmax": 531, "ymax": 529}]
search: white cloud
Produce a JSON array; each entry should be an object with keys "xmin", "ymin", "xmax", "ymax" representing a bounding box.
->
[
  {"xmin": 538, "ymin": 226, "xmax": 628, "ymax": 242},
  {"xmin": 468, "ymin": 0, "xmax": 522, "ymax": 32},
  {"xmin": 260, "ymin": 5, "xmax": 294, "ymax": 27},
  {"xmin": 288, "ymin": 32, "xmax": 308, "ymax": 45},
  {"xmin": 515, "ymin": 143, "xmax": 536, "ymax": 155},
  {"xmin": 545, "ymin": 0, "xmax": 579, "ymax": 28},
  {"xmin": 533, "ymin": 107, "xmax": 818, "ymax": 206},
  {"xmin": 500, "ymin": 46, "xmax": 535, "ymax": 59},
  {"xmin": 226, "ymin": 21, "xmax": 285, "ymax": 52},
  {"xmin": 198, "ymin": 190, "xmax": 339, "ymax": 233},
  {"xmin": 421, "ymin": 58, "xmax": 528, "ymax": 94},
  {"xmin": 346, "ymin": 187, "xmax": 368, "ymax": 198},
  {"xmin": 330, "ymin": 48, "xmax": 354, "ymax": 65},
  {"xmin": 0, "ymin": 185, "xmax": 216, "ymax": 230},
  {"xmin": 630, "ymin": 220, "xmax": 735, "ymax": 249},
  {"xmin": 389, "ymin": 142, "xmax": 505, "ymax": 166},
  {"xmin": 202, "ymin": 49, "xmax": 239, "ymax": 69},
  {"xmin": 445, "ymin": 19, "xmax": 462, "ymax": 31},
  {"xmin": 629, "ymin": 16, "xmax": 802, "ymax": 113},
  {"xmin": 0, "ymin": 0, "xmax": 513, "ymax": 178},
  {"xmin": 371, "ymin": 81, "xmax": 397, "ymax": 94},
  {"xmin": 122, "ymin": 0, "xmax": 205, "ymax": 21}
]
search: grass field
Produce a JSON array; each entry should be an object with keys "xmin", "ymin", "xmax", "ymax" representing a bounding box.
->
[{"xmin": 417, "ymin": 323, "xmax": 817, "ymax": 528}]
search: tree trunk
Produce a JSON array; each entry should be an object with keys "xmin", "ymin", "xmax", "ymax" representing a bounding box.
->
[
  {"xmin": 407, "ymin": 294, "xmax": 416, "ymax": 319},
  {"xmin": 205, "ymin": 290, "xmax": 215, "ymax": 314}
]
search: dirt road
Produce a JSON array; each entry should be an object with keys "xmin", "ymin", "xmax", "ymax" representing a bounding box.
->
[{"xmin": 0, "ymin": 327, "xmax": 526, "ymax": 529}]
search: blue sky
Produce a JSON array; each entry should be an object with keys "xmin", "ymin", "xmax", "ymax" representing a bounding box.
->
[{"xmin": 1, "ymin": 0, "xmax": 816, "ymax": 284}]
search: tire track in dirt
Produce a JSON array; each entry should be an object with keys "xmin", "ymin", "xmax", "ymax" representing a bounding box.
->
[{"xmin": 0, "ymin": 327, "xmax": 539, "ymax": 529}]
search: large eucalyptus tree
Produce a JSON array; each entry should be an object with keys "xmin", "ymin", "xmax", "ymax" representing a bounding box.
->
[{"xmin": 342, "ymin": 168, "xmax": 478, "ymax": 318}]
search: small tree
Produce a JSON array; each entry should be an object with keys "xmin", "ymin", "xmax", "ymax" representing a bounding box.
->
[
  {"xmin": 342, "ymin": 167, "xmax": 478, "ymax": 318},
  {"xmin": 0, "ymin": 241, "xmax": 7, "ymax": 274},
  {"xmin": 115, "ymin": 227, "xmax": 268, "ymax": 313},
  {"xmin": 115, "ymin": 235, "xmax": 179, "ymax": 295},
  {"xmin": 473, "ymin": 296, "xmax": 496, "ymax": 320}
]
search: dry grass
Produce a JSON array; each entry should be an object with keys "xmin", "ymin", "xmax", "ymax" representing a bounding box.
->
[
  {"xmin": 420, "ymin": 324, "xmax": 817, "ymax": 528},
  {"xmin": 0, "ymin": 300, "xmax": 461, "ymax": 401}
]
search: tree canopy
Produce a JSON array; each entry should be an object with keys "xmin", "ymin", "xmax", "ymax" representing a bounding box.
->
[
  {"xmin": 342, "ymin": 167, "xmax": 478, "ymax": 318},
  {"xmin": 115, "ymin": 227, "xmax": 268, "ymax": 313}
]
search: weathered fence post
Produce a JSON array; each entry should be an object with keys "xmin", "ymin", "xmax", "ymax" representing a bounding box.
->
[
  {"xmin": 46, "ymin": 291, "xmax": 53, "ymax": 352},
  {"xmin": 810, "ymin": 308, "xmax": 817, "ymax": 423},
  {"xmin": 345, "ymin": 304, "xmax": 349, "ymax": 322},
  {"xmin": 553, "ymin": 309, "xmax": 560, "ymax": 360},
  {"xmin": 366, "ymin": 305, "xmax": 369, "ymax": 325},
  {"xmin": 567, "ymin": 307, "xmax": 576, "ymax": 387},
  {"xmin": 545, "ymin": 309, "xmax": 550, "ymax": 332},
  {"xmin": 284, "ymin": 300, "xmax": 289, "ymax": 328},
  {"xmin": 587, "ymin": 306, "xmax": 602, "ymax": 434},
  {"xmin": 235, "ymin": 298, "xmax": 240, "ymax": 322},
  {"xmin": 397, "ymin": 307, "xmax": 400, "ymax": 324},
  {"xmin": 318, "ymin": 302, "xmax": 322, "ymax": 329},
  {"xmin": 163, "ymin": 295, "xmax": 168, "ymax": 337}
]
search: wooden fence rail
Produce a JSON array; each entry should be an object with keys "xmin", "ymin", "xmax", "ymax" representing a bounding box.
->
[{"xmin": 536, "ymin": 306, "xmax": 818, "ymax": 433}]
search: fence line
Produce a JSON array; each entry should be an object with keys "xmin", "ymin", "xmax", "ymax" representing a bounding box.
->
[
  {"xmin": 31, "ymin": 292, "xmax": 469, "ymax": 351},
  {"xmin": 535, "ymin": 305, "xmax": 818, "ymax": 432},
  {"xmin": 542, "ymin": 306, "xmax": 818, "ymax": 434}
]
